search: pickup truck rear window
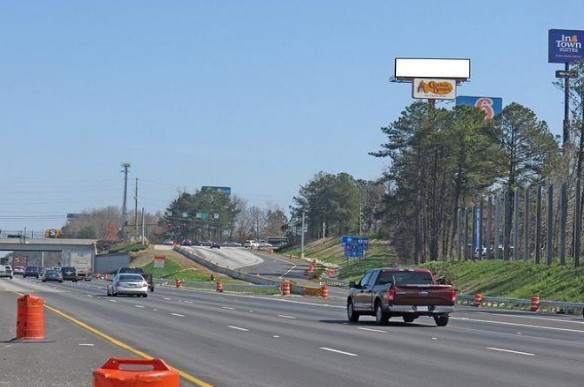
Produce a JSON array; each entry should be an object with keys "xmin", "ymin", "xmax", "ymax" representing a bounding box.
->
[{"xmin": 377, "ymin": 270, "xmax": 433, "ymax": 285}]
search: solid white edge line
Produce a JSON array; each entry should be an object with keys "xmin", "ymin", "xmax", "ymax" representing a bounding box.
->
[
  {"xmin": 453, "ymin": 317, "xmax": 584, "ymax": 334},
  {"xmin": 487, "ymin": 347, "xmax": 535, "ymax": 356},
  {"xmin": 171, "ymin": 313, "xmax": 184, "ymax": 317},
  {"xmin": 320, "ymin": 347, "xmax": 358, "ymax": 357},
  {"xmin": 228, "ymin": 325, "xmax": 249, "ymax": 331}
]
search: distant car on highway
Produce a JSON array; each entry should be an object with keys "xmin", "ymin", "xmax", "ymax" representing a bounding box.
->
[
  {"xmin": 243, "ymin": 240, "xmax": 258, "ymax": 248},
  {"xmin": 181, "ymin": 239, "xmax": 192, "ymax": 246},
  {"xmin": 0, "ymin": 265, "xmax": 13, "ymax": 279},
  {"xmin": 210, "ymin": 242, "xmax": 221, "ymax": 249},
  {"xmin": 107, "ymin": 273, "xmax": 149, "ymax": 297},
  {"xmin": 198, "ymin": 240, "xmax": 213, "ymax": 246},
  {"xmin": 221, "ymin": 241, "xmax": 242, "ymax": 247},
  {"xmin": 42, "ymin": 269, "xmax": 63, "ymax": 283},
  {"xmin": 61, "ymin": 266, "xmax": 78, "ymax": 282},
  {"xmin": 13, "ymin": 266, "xmax": 25, "ymax": 275},
  {"xmin": 162, "ymin": 239, "xmax": 175, "ymax": 245},
  {"xmin": 116, "ymin": 267, "xmax": 154, "ymax": 292},
  {"xmin": 23, "ymin": 266, "xmax": 40, "ymax": 279}
]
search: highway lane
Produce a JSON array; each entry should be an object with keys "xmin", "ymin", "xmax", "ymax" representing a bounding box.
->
[{"xmin": 2, "ymin": 276, "xmax": 584, "ymax": 387}]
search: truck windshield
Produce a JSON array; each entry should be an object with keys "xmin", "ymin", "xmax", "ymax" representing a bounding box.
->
[{"xmin": 378, "ymin": 270, "xmax": 433, "ymax": 285}]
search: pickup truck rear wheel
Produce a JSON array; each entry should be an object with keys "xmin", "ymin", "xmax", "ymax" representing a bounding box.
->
[
  {"xmin": 375, "ymin": 302, "xmax": 389, "ymax": 326},
  {"xmin": 434, "ymin": 315, "xmax": 449, "ymax": 327},
  {"xmin": 403, "ymin": 316, "xmax": 415, "ymax": 323},
  {"xmin": 347, "ymin": 300, "xmax": 360, "ymax": 322}
]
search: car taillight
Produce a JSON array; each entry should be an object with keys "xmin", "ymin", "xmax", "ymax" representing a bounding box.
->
[
  {"xmin": 450, "ymin": 288, "xmax": 457, "ymax": 303},
  {"xmin": 386, "ymin": 287, "xmax": 395, "ymax": 302}
]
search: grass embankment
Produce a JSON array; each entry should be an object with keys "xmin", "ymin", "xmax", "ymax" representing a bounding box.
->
[
  {"xmin": 125, "ymin": 246, "xmax": 243, "ymax": 284},
  {"xmin": 283, "ymin": 237, "xmax": 584, "ymax": 302}
]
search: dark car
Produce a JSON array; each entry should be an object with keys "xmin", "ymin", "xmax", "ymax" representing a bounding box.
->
[
  {"xmin": 181, "ymin": 239, "xmax": 192, "ymax": 246},
  {"xmin": 61, "ymin": 266, "xmax": 78, "ymax": 282},
  {"xmin": 23, "ymin": 266, "xmax": 40, "ymax": 279},
  {"xmin": 42, "ymin": 269, "xmax": 63, "ymax": 283},
  {"xmin": 210, "ymin": 242, "xmax": 221, "ymax": 249}
]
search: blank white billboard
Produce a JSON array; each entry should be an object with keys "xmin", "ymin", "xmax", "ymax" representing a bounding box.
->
[{"xmin": 395, "ymin": 58, "xmax": 471, "ymax": 80}]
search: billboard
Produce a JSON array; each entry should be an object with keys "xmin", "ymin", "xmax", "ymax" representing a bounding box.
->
[
  {"xmin": 413, "ymin": 79, "xmax": 456, "ymax": 100},
  {"xmin": 548, "ymin": 29, "xmax": 584, "ymax": 63},
  {"xmin": 201, "ymin": 186, "xmax": 231, "ymax": 196},
  {"xmin": 456, "ymin": 96, "xmax": 503, "ymax": 119},
  {"xmin": 395, "ymin": 58, "xmax": 470, "ymax": 80}
]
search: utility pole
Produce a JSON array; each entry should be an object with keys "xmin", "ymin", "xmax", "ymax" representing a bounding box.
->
[
  {"xmin": 134, "ymin": 178, "xmax": 139, "ymax": 239},
  {"xmin": 121, "ymin": 163, "xmax": 131, "ymax": 228},
  {"xmin": 300, "ymin": 210, "xmax": 306, "ymax": 259},
  {"xmin": 141, "ymin": 207, "xmax": 145, "ymax": 245}
]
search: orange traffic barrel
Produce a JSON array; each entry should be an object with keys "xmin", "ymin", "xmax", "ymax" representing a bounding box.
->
[
  {"xmin": 216, "ymin": 280, "xmax": 223, "ymax": 293},
  {"xmin": 93, "ymin": 357, "xmax": 180, "ymax": 387},
  {"xmin": 473, "ymin": 293, "xmax": 483, "ymax": 308},
  {"xmin": 17, "ymin": 294, "xmax": 45, "ymax": 339},
  {"xmin": 530, "ymin": 296, "xmax": 540, "ymax": 312},
  {"xmin": 320, "ymin": 285, "xmax": 329, "ymax": 299},
  {"xmin": 281, "ymin": 282, "xmax": 291, "ymax": 296}
]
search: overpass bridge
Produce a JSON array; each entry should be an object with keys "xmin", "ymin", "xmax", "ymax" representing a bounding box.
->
[{"xmin": 0, "ymin": 238, "xmax": 97, "ymax": 270}]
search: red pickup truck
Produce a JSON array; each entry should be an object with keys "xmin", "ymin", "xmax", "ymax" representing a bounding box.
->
[{"xmin": 347, "ymin": 267, "xmax": 456, "ymax": 327}]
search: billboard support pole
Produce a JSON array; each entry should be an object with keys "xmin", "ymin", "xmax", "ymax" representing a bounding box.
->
[{"xmin": 563, "ymin": 62, "xmax": 570, "ymax": 151}]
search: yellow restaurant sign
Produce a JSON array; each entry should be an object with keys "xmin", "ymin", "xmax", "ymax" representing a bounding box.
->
[{"xmin": 412, "ymin": 78, "xmax": 456, "ymax": 100}]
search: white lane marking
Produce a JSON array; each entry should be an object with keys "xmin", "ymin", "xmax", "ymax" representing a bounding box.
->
[
  {"xmin": 228, "ymin": 326, "xmax": 249, "ymax": 332},
  {"xmin": 87, "ymin": 295, "xmax": 93, "ymax": 298},
  {"xmin": 453, "ymin": 317, "xmax": 584, "ymax": 334},
  {"xmin": 222, "ymin": 307, "xmax": 235, "ymax": 310},
  {"xmin": 273, "ymin": 335, "xmax": 280, "ymax": 338},
  {"xmin": 358, "ymin": 327, "xmax": 386, "ymax": 333},
  {"xmin": 184, "ymin": 301, "xmax": 193, "ymax": 304},
  {"xmin": 78, "ymin": 343, "xmax": 94, "ymax": 347},
  {"xmin": 164, "ymin": 297, "xmax": 172, "ymax": 301},
  {"xmin": 487, "ymin": 347, "xmax": 535, "ymax": 356},
  {"xmin": 481, "ymin": 313, "xmax": 584, "ymax": 325},
  {"xmin": 171, "ymin": 313, "xmax": 184, "ymax": 317},
  {"xmin": 277, "ymin": 315, "xmax": 296, "ymax": 319},
  {"xmin": 320, "ymin": 347, "xmax": 358, "ymax": 357},
  {"xmin": 431, "ymin": 337, "xmax": 438, "ymax": 340},
  {"xmin": 108, "ymin": 300, "xmax": 117, "ymax": 303},
  {"xmin": 134, "ymin": 305, "xmax": 145, "ymax": 308}
]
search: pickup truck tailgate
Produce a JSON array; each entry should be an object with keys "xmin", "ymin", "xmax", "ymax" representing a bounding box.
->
[{"xmin": 394, "ymin": 284, "xmax": 454, "ymax": 305}]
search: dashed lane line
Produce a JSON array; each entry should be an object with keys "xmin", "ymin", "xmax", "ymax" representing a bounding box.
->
[
  {"xmin": 486, "ymin": 347, "xmax": 535, "ymax": 356},
  {"xmin": 320, "ymin": 347, "xmax": 358, "ymax": 357}
]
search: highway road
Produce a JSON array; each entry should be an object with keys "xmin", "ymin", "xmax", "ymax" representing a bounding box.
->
[{"xmin": 1, "ymin": 276, "xmax": 583, "ymax": 386}]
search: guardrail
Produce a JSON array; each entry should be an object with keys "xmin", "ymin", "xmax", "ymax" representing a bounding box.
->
[
  {"xmin": 457, "ymin": 294, "xmax": 584, "ymax": 316},
  {"xmin": 154, "ymin": 278, "xmax": 281, "ymax": 295}
]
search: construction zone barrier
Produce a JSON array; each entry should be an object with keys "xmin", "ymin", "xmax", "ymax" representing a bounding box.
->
[
  {"xmin": 320, "ymin": 285, "xmax": 329, "ymax": 299},
  {"xmin": 281, "ymin": 282, "xmax": 290, "ymax": 296},
  {"xmin": 17, "ymin": 294, "xmax": 45, "ymax": 340},
  {"xmin": 530, "ymin": 296, "xmax": 540, "ymax": 312},
  {"xmin": 473, "ymin": 293, "xmax": 483, "ymax": 308},
  {"xmin": 216, "ymin": 280, "xmax": 223, "ymax": 293},
  {"xmin": 93, "ymin": 357, "xmax": 180, "ymax": 387},
  {"xmin": 175, "ymin": 279, "xmax": 183, "ymax": 288}
]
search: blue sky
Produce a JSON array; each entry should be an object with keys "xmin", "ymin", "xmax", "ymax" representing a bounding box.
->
[{"xmin": 0, "ymin": 1, "xmax": 583, "ymax": 233}]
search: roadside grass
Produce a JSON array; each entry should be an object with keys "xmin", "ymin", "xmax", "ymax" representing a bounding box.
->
[
  {"xmin": 108, "ymin": 242, "xmax": 149, "ymax": 253},
  {"xmin": 285, "ymin": 238, "xmax": 584, "ymax": 302},
  {"xmin": 128, "ymin": 246, "xmax": 244, "ymax": 284},
  {"xmin": 422, "ymin": 260, "xmax": 584, "ymax": 302}
]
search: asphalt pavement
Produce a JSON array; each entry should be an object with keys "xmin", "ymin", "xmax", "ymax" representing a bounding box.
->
[{"xmin": 0, "ymin": 281, "xmax": 142, "ymax": 387}]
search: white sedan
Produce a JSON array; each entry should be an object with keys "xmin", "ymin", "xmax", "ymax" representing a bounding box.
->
[{"xmin": 106, "ymin": 273, "xmax": 149, "ymax": 297}]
